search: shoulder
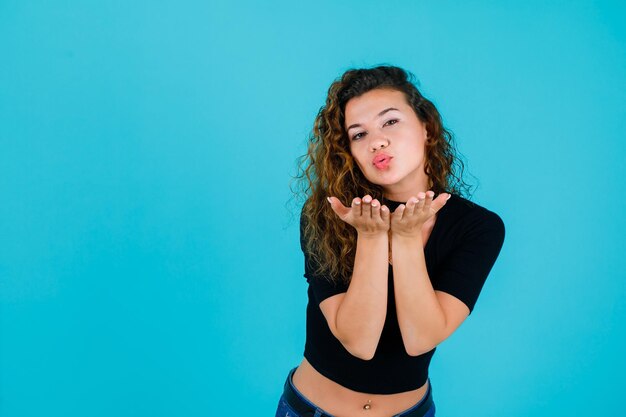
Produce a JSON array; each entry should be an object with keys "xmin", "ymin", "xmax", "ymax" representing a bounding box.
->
[{"xmin": 444, "ymin": 193, "xmax": 505, "ymax": 244}]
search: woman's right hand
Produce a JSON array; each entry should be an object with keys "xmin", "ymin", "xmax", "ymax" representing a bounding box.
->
[{"xmin": 327, "ymin": 195, "xmax": 390, "ymax": 236}]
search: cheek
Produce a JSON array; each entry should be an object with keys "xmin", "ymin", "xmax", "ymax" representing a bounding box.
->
[
  {"xmin": 351, "ymin": 154, "xmax": 370, "ymax": 176},
  {"xmin": 349, "ymin": 146, "xmax": 365, "ymax": 166},
  {"xmin": 408, "ymin": 136, "xmax": 426, "ymax": 154}
]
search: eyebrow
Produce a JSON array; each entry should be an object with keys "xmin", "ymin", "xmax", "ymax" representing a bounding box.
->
[{"xmin": 346, "ymin": 107, "xmax": 401, "ymax": 132}]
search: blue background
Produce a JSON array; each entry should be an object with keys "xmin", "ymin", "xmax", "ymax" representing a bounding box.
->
[{"xmin": 1, "ymin": 1, "xmax": 625, "ymax": 416}]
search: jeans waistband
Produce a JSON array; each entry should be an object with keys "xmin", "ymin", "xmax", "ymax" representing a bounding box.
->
[{"xmin": 282, "ymin": 367, "xmax": 434, "ymax": 417}]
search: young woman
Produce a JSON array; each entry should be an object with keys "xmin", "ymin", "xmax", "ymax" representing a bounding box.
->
[{"xmin": 276, "ymin": 65, "xmax": 505, "ymax": 417}]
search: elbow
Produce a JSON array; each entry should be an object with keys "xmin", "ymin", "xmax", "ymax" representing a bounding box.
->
[
  {"xmin": 400, "ymin": 322, "xmax": 445, "ymax": 357},
  {"xmin": 335, "ymin": 317, "xmax": 380, "ymax": 361},
  {"xmin": 349, "ymin": 345, "xmax": 376, "ymax": 361},
  {"xmin": 404, "ymin": 338, "xmax": 437, "ymax": 357},
  {"xmin": 341, "ymin": 338, "xmax": 376, "ymax": 361}
]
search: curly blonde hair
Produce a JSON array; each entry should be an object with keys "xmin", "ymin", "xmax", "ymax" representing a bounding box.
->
[{"xmin": 290, "ymin": 65, "xmax": 473, "ymax": 286}]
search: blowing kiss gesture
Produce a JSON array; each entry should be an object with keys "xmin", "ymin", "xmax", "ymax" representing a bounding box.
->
[{"xmin": 326, "ymin": 191, "xmax": 451, "ymax": 236}]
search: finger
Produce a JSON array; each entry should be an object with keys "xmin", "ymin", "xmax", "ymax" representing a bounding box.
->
[
  {"xmin": 362, "ymin": 194, "xmax": 372, "ymax": 218},
  {"xmin": 371, "ymin": 198, "xmax": 380, "ymax": 220},
  {"xmin": 393, "ymin": 204, "xmax": 406, "ymax": 221},
  {"xmin": 423, "ymin": 190, "xmax": 435, "ymax": 213},
  {"xmin": 405, "ymin": 197, "xmax": 418, "ymax": 218},
  {"xmin": 351, "ymin": 196, "xmax": 362, "ymax": 217},
  {"xmin": 380, "ymin": 204, "xmax": 390, "ymax": 223},
  {"xmin": 328, "ymin": 196, "xmax": 351, "ymax": 219},
  {"xmin": 431, "ymin": 192, "xmax": 451, "ymax": 212},
  {"xmin": 416, "ymin": 192, "xmax": 426, "ymax": 212}
]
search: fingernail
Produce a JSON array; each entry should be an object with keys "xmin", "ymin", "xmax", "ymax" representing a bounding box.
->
[
  {"xmin": 446, "ymin": 194, "xmax": 451, "ymax": 200},
  {"xmin": 327, "ymin": 197, "xmax": 332, "ymax": 204}
]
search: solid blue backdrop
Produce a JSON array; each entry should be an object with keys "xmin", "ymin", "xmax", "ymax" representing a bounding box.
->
[{"xmin": 1, "ymin": 1, "xmax": 625, "ymax": 416}]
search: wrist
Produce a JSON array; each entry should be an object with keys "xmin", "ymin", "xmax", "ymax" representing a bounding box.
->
[
  {"xmin": 392, "ymin": 230, "xmax": 423, "ymax": 242},
  {"xmin": 357, "ymin": 230, "xmax": 389, "ymax": 240}
]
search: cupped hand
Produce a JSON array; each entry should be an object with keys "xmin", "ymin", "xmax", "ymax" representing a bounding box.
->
[
  {"xmin": 391, "ymin": 191, "xmax": 451, "ymax": 237},
  {"xmin": 327, "ymin": 194, "xmax": 390, "ymax": 236}
]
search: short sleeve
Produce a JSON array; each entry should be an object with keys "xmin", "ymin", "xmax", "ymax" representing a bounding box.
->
[
  {"xmin": 432, "ymin": 210, "xmax": 505, "ymax": 314},
  {"xmin": 300, "ymin": 210, "xmax": 349, "ymax": 304}
]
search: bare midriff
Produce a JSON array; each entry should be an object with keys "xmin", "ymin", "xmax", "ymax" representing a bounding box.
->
[{"xmin": 292, "ymin": 358, "xmax": 429, "ymax": 417}]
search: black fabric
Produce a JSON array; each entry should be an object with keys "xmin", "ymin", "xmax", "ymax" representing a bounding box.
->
[{"xmin": 300, "ymin": 193, "xmax": 505, "ymax": 394}]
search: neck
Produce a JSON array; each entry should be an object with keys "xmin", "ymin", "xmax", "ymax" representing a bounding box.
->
[{"xmin": 383, "ymin": 182, "xmax": 430, "ymax": 202}]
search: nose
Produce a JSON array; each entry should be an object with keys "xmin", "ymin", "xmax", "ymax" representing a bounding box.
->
[{"xmin": 370, "ymin": 136, "xmax": 389, "ymax": 152}]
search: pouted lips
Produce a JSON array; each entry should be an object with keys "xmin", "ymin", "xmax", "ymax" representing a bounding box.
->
[{"xmin": 372, "ymin": 154, "xmax": 392, "ymax": 169}]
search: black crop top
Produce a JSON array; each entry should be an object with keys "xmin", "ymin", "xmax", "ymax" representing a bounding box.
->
[{"xmin": 301, "ymin": 193, "xmax": 505, "ymax": 394}]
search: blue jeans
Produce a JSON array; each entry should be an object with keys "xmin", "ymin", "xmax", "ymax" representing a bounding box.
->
[{"xmin": 275, "ymin": 367, "xmax": 436, "ymax": 417}]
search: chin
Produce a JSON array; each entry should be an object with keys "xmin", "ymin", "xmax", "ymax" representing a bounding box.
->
[{"xmin": 365, "ymin": 172, "xmax": 402, "ymax": 186}]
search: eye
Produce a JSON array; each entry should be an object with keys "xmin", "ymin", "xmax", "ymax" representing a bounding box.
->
[
  {"xmin": 352, "ymin": 132, "xmax": 365, "ymax": 141},
  {"xmin": 351, "ymin": 119, "xmax": 398, "ymax": 141},
  {"xmin": 385, "ymin": 119, "xmax": 399, "ymax": 126}
]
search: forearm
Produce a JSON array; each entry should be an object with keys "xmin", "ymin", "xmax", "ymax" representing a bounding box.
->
[
  {"xmin": 392, "ymin": 234, "xmax": 446, "ymax": 356},
  {"xmin": 336, "ymin": 232, "xmax": 388, "ymax": 360}
]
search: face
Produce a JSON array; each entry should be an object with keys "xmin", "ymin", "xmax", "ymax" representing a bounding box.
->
[{"xmin": 344, "ymin": 88, "xmax": 429, "ymax": 199}]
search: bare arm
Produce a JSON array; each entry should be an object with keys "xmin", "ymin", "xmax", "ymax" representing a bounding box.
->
[
  {"xmin": 392, "ymin": 232, "xmax": 447, "ymax": 355},
  {"xmin": 335, "ymin": 232, "xmax": 388, "ymax": 360},
  {"xmin": 325, "ymin": 194, "xmax": 390, "ymax": 360},
  {"xmin": 391, "ymin": 191, "xmax": 455, "ymax": 355},
  {"xmin": 394, "ymin": 201, "xmax": 506, "ymax": 355}
]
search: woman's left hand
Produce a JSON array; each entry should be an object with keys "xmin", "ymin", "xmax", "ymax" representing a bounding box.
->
[{"xmin": 391, "ymin": 191, "xmax": 451, "ymax": 238}]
